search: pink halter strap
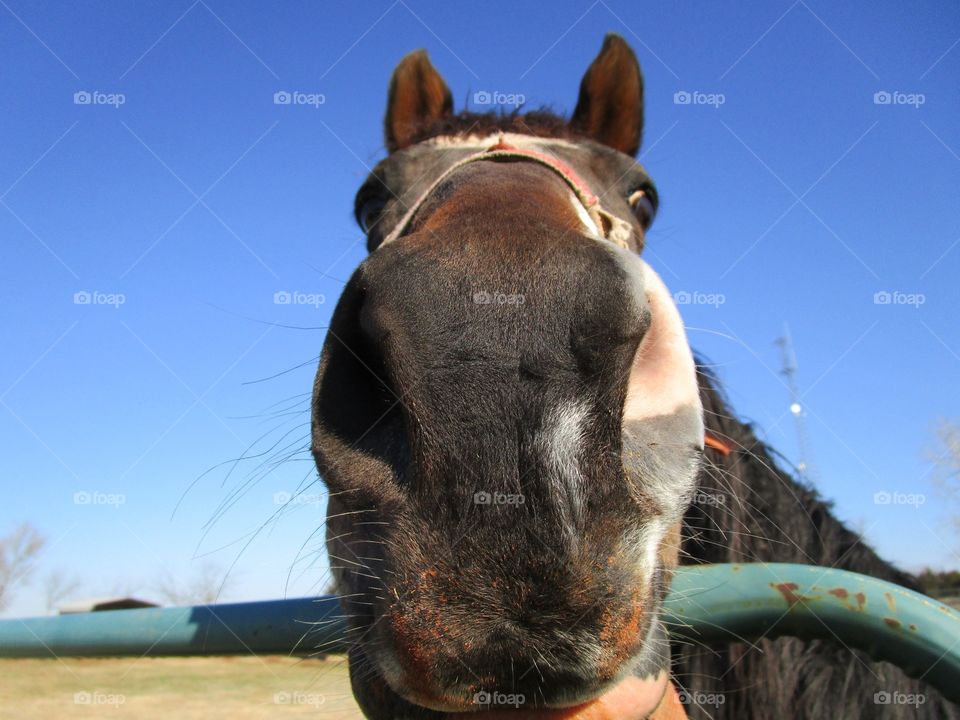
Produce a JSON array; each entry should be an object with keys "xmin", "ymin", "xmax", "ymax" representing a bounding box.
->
[{"xmin": 377, "ymin": 137, "xmax": 634, "ymax": 250}]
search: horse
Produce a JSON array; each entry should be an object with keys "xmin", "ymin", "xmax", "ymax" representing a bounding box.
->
[{"xmin": 311, "ymin": 34, "xmax": 958, "ymax": 720}]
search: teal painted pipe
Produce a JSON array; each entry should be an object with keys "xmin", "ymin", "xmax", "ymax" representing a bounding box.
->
[
  {"xmin": 0, "ymin": 596, "xmax": 343, "ymax": 658},
  {"xmin": 0, "ymin": 564, "xmax": 957, "ymax": 702},
  {"xmin": 663, "ymin": 563, "xmax": 960, "ymax": 703}
]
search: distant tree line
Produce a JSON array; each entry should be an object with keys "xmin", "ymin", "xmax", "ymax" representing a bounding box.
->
[
  {"xmin": 917, "ymin": 569, "xmax": 960, "ymax": 598},
  {"xmin": 1, "ymin": 522, "xmax": 232, "ymax": 614}
]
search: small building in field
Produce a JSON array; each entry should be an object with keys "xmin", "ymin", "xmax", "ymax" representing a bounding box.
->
[{"xmin": 58, "ymin": 597, "xmax": 159, "ymax": 614}]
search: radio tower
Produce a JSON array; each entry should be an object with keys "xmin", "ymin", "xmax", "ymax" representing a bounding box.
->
[{"xmin": 775, "ymin": 324, "xmax": 818, "ymax": 483}]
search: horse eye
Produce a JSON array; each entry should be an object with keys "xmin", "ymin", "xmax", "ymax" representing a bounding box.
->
[
  {"xmin": 359, "ymin": 197, "xmax": 387, "ymax": 234},
  {"xmin": 628, "ymin": 188, "xmax": 656, "ymax": 229}
]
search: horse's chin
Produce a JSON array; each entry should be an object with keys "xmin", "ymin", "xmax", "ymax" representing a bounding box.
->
[
  {"xmin": 349, "ymin": 617, "xmax": 673, "ymax": 720},
  {"xmin": 442, "ymin": 673, "xmax": 671, "ymax": 720},
  {"xmin": 356, "ymin": 671, "xmax": 669, "ymax": 720}
]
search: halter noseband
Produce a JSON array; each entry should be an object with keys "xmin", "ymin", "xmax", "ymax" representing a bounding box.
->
[{"xmin": 377, "ymin": 137, "xmax": 635, "ymax": 250}]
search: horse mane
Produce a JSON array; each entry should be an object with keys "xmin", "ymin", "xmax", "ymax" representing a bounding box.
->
[
  {"xmin": 680, "ymin": 362, "xmax": 959, "ymax": 719},
  {"xmin": 400, "ymin": 109, "xmax": 583, "ymax": 148}
]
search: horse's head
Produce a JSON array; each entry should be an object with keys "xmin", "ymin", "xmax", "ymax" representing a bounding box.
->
[{"xmin": 313, "ymin": 35, "xmax": 703, "ymax": 719}]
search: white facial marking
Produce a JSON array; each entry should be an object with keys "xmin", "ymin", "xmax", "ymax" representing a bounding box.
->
[
  {"xmin": 538, "ymin": 401, "xmax": 589, "ymax": 529},
  {"xmin": 622, "ymin": 518, "xmax": 670, "ymax": 582}
]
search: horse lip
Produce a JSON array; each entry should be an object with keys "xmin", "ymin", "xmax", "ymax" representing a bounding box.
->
[
  {"xmin": 422, "ymin": 672, "xmax": 670, "ymax": 719},
  {"xmin": 371, "ymin": 648, "xmax": 628, "ymax": 714}
]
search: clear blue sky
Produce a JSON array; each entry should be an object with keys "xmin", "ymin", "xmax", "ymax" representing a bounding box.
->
[{"xmin": 2, "ymin": 0, "xmax": 958, "ymax": 617}]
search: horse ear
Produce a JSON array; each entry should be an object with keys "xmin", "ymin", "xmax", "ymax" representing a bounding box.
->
[
  {"xmin": 385, "ymin": 49, "xmax": 453, "ymax": 153},
  {"xmin": 571, "ymin": 34, "xmax": 644, "ymax": 156}
]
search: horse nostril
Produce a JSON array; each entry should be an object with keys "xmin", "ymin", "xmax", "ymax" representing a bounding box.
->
[
  {"xmin": 570, "ymin": 325, "xmax": 646, "ymax": 377},
  {"xmin": 567, "ymin": 260, "xmax": 651, "ymax": 377}
]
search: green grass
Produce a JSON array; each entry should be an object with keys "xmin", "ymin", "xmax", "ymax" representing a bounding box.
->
[{"xmin": 0, "ymin": 655, "xmax": 364, "ymax": 719}]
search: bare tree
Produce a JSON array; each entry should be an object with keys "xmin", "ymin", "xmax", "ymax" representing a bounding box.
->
[
  {"xmin": 154, "ymin": 561, "xmax": 233, "ymax": 606},
  {"xmin": 930, "ymin": 418, "xmax": 960, "ymax": 533},
  {"xmin": 43, "ymin": 570, "xmax": 82, "ymax": 614},
  {"xmin": 0, "ymin": 523, "xmax": 45, "ymax": 610},
  {"xmin": 108, "ymin": 578, "xmax": 145, "ymax": 599},
  {"xmin": 932, "ymin": 419, "xmax": 960, "ymax": 479}
]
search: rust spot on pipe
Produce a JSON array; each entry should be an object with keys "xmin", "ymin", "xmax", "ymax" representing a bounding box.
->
[
  {"xmin": 884, "ymin": 617, "xmax": 902, "ymax": 630},
  {"xmin": 826, "ymin": 586, "xmax": 870, "ymax": 612},
  {"xmin": 772, "ymin": 582, "xmax": 805, "ymax": 607},
  {"xmin": 884, "ymin": 592, "xmax": 897, "ymax": 612}
]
